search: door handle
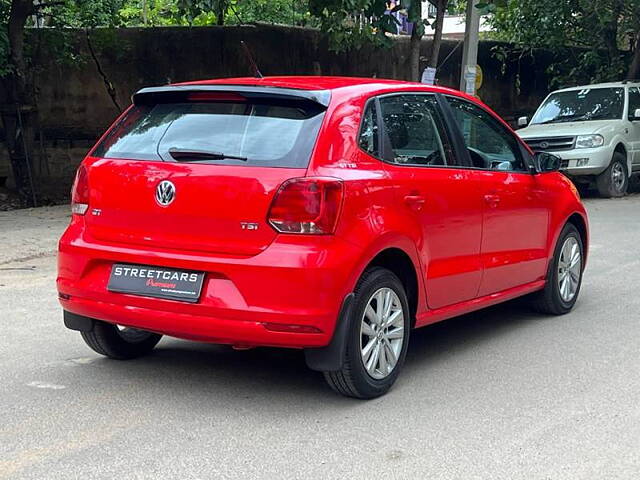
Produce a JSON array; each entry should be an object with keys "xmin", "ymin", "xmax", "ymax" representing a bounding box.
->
[
  {"xmin": 483, "ymin": 194, "xmax": 501, "ymax": 208},
  {"xmin": 404, "ymin": 194, "xmax": 426, "ymax": 211}
]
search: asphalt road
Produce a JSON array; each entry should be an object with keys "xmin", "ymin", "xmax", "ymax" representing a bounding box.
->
[{"xmin": 1, "ymin": 195, "xmax": 639, "ymax": 480}]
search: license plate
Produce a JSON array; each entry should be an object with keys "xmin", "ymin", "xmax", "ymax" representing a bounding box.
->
[{"xmin": 108, "ymin": 263, "xmax": 205, "ymax": 303}]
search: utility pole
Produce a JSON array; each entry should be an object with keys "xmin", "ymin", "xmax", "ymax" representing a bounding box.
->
[{"xmin": 459, "ymin": 0, "xmax": 481, "ymax": 95}]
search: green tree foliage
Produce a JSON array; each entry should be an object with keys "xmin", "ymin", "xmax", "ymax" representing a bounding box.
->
[
  {"xmin": 231, "ymin": 0, "xmax": 315, "ymax": 26},
  {"xmin": 309, "ymin": 0, "xmax": 449, "ymax": 81},
  {"xmin": 47, "ymin": 0, "xmax": 127, "ymax": 28},
  {"xmin": 481, "ymin": 0, "xmax": 640, "ymax": 85},
  {"xmin": 117, "ymin": 0, "xmax": 314, "ymax": 27},
  {"xmin": 308, "ymin": 0, "xmax": 401, "ymax": 51}
]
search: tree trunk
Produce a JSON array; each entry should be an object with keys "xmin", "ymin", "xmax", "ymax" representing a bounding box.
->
[
  {"xmin": 407, "ymin": 2, "xmax": 423, "ymax": 81},
  {"xmin": 628, "ymin": 33, "xmax": 640, "ymax": 80},
  {"xmin": 602, "ymin": 2, "xmax": 622, "ymax": 69},
  {"xmin": 408, "ymin": 28, "xmax": 421, "ymax": 81},
  {"xmin": 216, "ymin": 0, "xmax": 227, "ymax": 26},
  {"xmin": 142, "ymin": 0, "xmax": 148, "ymax": 25},
  {"xmin": 427, "ymin": 0, "xmax": 447, "ymax": 68},
  {"xmin": 0, "ymin": 0, "xmax": 40, "ymax": 205}
]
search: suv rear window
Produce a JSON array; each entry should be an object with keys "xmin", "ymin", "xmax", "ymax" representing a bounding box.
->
[{"xmin": 92, "ymin": 99, "xmax": 326, "ymax": 168}]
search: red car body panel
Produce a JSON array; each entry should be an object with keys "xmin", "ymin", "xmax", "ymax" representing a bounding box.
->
[{"xmin": 57, "ymin": 76, "xmax": 589, "ymax": 349}]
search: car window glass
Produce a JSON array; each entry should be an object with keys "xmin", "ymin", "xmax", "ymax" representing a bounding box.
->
[
  {"xmin": 628, "ymin": 87, "xmax": 640, "ymax": 120},
  {"xmin": 93, "ymin": 101, "xmax": 325, "ymax": 168},
  {"xmin": 378, "ymin": 95, "xmax": 447, "ymax": 166},
  {"xmin": 447, "ymin": 97, "xmax": 526, "ymax": 172},
  {"xmin": 531, "ymin": 87, "xmax": 624, "ymax": 124},
  {"xmin": 358, "ymin": 102, "xmax": 379, "ymax": 157}
]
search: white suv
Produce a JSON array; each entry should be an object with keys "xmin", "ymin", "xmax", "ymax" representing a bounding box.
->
[{"xmin": 517, "ymin": 81, "xmax": 640, "ymax": 197}]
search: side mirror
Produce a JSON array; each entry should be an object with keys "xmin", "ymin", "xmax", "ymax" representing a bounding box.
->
[
  {"xmin": 633, "ymin": 108, "xmax": 640, "ymax": 120},
  {"xmin": 517, "ymin": 116, "xmax": 529, "ymax": 127},
  {"xmin": 534, "ymin": 152, "xmax": 561, "ymax": 173}
]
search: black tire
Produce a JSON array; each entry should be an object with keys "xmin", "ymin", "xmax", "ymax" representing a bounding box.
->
[
  {"xmin": 81, "ymin": 320, "xmax": 162, "ymax": 360},
  {"xmin": 531, "ymin": 223, "xmax": 584, "ymax": 315},
  {"xmin": 596, "ymin": 152, "xmax": 628, "ymax": 198},
  {"xmin": 323, "ymin": 267, "xmax": 411, "ymax": 399}
]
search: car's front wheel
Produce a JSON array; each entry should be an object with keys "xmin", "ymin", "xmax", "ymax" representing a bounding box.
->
[
  {"xmin": 531, "ymin": 223, "xmax": 584, "ymax": 315},
  {"xmin": 81, "ymin": 321, "xmax": 162, "ymax": 359},
  {"xmin": 323, "ymin": 267, "xmax": 411, "ymax": 399},
  {"xmin": 596, "ymin": 152, "xmax": 628, "ymax": 198}
]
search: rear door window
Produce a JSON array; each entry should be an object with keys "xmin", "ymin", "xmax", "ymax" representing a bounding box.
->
[
  {"xmin": 93, "ymin": 99, "xmax": 326, "ymax": 168},
  {"xmin": 378, "ymin": 95, "xmax": 450, "ymax": 166}
]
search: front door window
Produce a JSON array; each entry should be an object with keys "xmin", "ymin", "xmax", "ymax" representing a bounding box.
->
[{"xmin": 447, "ymin": 97, "xmax": 526, "ymax": 172}]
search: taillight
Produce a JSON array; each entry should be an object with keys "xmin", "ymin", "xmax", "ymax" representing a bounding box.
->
[
  {"xmin": 71, "ymin": 164, "xmax": 89, "ymax": 215},
  {"xmin": 268, "ymin": 177, "xmax": 344, "ymax": 235}
]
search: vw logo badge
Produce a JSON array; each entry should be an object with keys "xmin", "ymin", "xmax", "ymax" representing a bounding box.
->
[
  {"xmin": 539, "ymin": 141, "xmax": 549, "ymax": 149},
  {"xmin": 155, "ymin": 180, "xmax": 176, "ymax": 206}
]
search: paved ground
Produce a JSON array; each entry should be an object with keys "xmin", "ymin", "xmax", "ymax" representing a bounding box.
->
[{"xmin": 1, "ymin": 196, "xmax": 639, "ymax": 480}]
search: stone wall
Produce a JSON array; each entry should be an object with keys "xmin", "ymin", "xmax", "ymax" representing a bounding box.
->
[{"xmin": 2, "ymin": 24, "xmax": 558, "ymax": 200}]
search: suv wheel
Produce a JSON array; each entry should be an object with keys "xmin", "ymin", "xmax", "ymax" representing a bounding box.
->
[
  {"xmin": 531, "ymin": 223, "xmax": 584, "ymax": 315},
  {"xmin": 596, "ymin": 152, "xmax": 628, "ymax": 197},
  {"xmin": 81, "ymin": 321, "xmax": 162, "ymax": 359},
  {"xmin": 323, "ymin": 267, "xmax": 411, "ymax": 399}
]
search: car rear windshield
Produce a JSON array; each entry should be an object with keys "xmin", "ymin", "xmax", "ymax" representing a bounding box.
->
[
  {"xmin": 92, "ymin": 99, "xmax": 326, "ymax": 168},
  {"xmin": 530, "ymin": 87, "xmax": 624, "ymax": 125}
]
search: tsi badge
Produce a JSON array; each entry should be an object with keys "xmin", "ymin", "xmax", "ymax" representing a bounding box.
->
[
  {"xmin": 240, "ymin": 222, "xmax": 259, "ymax": 231},
  {"xmin": 155, "ymin": 180, "xmax": 176, "ymax": 206}
]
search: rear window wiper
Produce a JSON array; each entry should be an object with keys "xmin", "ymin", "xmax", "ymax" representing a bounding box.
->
[{"xmin": 168, "ymin": 147, "xmax": 247, "ymax": 162}]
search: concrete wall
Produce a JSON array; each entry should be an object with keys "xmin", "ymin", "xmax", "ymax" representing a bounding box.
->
[{"xmin": 2, "ymin": 24, "xmax": 557, "ymax": 200}]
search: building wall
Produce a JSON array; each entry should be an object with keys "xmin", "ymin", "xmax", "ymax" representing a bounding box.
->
[{"xmin": 2, "ymin": 24, "xmax": 557, "ymax": 199}]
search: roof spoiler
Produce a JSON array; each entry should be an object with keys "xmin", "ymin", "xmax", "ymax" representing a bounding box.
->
[{"xmin": 132, "ymin": 85, "xmax": 331, "ymax": 107}]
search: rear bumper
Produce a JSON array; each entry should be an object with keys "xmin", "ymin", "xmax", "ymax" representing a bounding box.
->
[{"xmin": 57, "ymin": 218, "xmax": 363, "ymax": 348}]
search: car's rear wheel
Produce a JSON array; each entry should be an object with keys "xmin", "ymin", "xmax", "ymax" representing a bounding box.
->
[
  {"xmin": 81, "ymin": 321, "xmax": 162, "ymax": 359},
  {"xmin": 531, "ymin": 223, "xmax": 584, "ymax": 315},
  {"xmin": 596, "ymin": 152, "xmax": 628, "ymax": 198},
  {"xmin": 323, "ymin": 267, "xmax": 410, "ymax": 399}
]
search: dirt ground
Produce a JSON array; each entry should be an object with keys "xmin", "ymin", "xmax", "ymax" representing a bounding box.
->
[{"xmin": 0, "ymin": 205, "xmax": 70, "ymax": 264}]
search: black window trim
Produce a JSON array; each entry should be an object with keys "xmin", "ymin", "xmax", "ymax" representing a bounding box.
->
[
  {"xmin": 356, "ymin": 91, "xmax": 460, "ymax": 169},
  {"xmin": 440, "ymin": 93, "xmax": 537, "ymax": 175}
]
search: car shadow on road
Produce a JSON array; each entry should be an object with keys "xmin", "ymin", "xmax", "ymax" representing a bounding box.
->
[
  {"xmin": 404, "ymin": 298, "xmax": 543, "ymax": 373},
  {"xmin": 118, "ymin": 340, "xmax": 333, "ymax": 398},
  {"xmin": 78, "ymin": 297, "xmax": 549, "ymax": 405}
]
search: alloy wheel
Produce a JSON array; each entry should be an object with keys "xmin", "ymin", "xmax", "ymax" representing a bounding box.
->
[
  {"xmin": 557, "ymin": 236, "xmax": 581, "ymax": 302},
  {"xmin": 612, "ymin": 162, "xmax": 625, "ymax": 193},
  {"xmin": 360, "ymin": 287, "xmax": 405, "ymax": 380}
]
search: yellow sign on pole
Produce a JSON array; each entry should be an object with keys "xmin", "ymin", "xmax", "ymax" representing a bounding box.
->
[{"xmin": 475, "ymin": 64, "xmax": 483, "ymax": 91}]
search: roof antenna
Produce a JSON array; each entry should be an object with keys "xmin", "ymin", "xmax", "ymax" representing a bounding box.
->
[{"xmin": 241, "ymin": 41, "xmax": 263, "ymax": 79}]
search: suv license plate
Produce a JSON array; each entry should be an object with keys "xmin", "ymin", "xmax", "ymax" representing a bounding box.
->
[{"xmin": 107, "ymin": 264, "xmax": 204, "ymax": 303}]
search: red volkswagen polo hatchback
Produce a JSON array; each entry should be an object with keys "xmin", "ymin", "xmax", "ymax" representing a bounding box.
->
[{"xmin": 58, "ymin": 76, "xmax": 588, "ymax": 398}]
